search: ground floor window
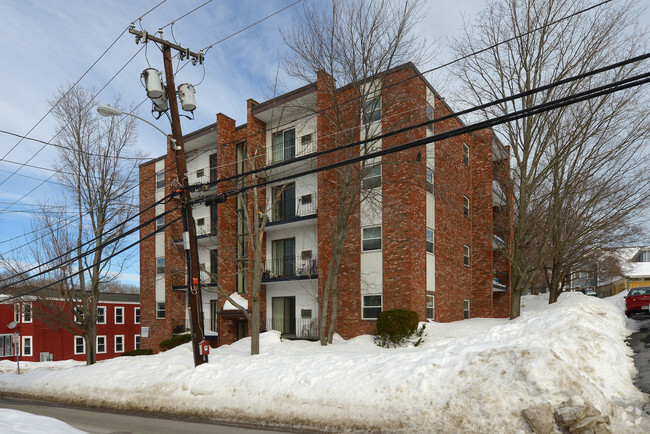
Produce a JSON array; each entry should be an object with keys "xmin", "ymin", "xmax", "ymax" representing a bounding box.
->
[
  {"xmin": 362, "ymin": 294, "xmax": 382, "ymax": 319},
  {"xmin": 0, "ymin": 335, "xmax": 15, "ymax": 357},
  {"xmin": 97, "ymin": 336, "xmax": 106, "ymax": 354},
  {"xmin": 21, "ymin": 336, "xmax": 32, "ymax": 357},
  {"xmin": 134, "ymin": 335, "xmax": 141, "ymax": 350},
  {"xmin": 156, "ymin": 302, "xmax": 166, "ymax": 319},
  {"xmin": 74, "ymin": 336, "xmax": 85, "ymax": 355},
  {"xmin": 210, "ymin": 300, "xmax": 218, "ymax": 332},
  {"xmin": 427, "ymin": 295, "xmax": 435, "ymax": 320},
  {"xmin": 464, "ymin": 300, "xmax": 470, "ymax": 319},
  {"xmin": 115, "ymin": 335, "xmax": 124, "ymax": 353}
]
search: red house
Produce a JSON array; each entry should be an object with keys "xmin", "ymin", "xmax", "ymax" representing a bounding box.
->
[{"xmin": 0, "ymin": 291, "xmax": 141, "ymax": 362}]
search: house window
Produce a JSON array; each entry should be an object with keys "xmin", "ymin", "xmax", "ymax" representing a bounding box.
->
[
  {"xmin": 134, "ymin": 307, "xmax": 140, "ymax": 324},
  {"xmin": 0, "ymin": 335, "xmax": 15, "ymax": 357},
  {"xmin": 362, "ymin": 164, "xmax": 382, "ymax": 190},
  {"xmin": 115, "ymin": 335, "xmax": 124, "ymax": 353},
  {"xmin": 155, "ymin": 171, "xmax": 165, "ymax": 190},
  {"xmin": 97, "ymin": 336, "xmax": 106, "ymax": 354},
  {"xmin": 74, "ymin": 307, "xmax": 84, "ymax": 324},
  {"xmin": 196, "ymin": 168, "xmax": 204, "ymax": 179},
  {"xmin": 22, "ymin": 302, "xmax": 32, "ymax": 323},
  {"xmin": 115, "ymin": 307, "xmax": 124, "ymax": 324},
  {"xmin": 463, "ymin": 196, "xmax": 470, "ymax": 218},
  {"xmin": 426, "ymin": 168, "xmax": 434, "ymax": 194},
  {"xmin": 464, "ymin": 300, "xmax": 470, "ymax": 319},
  {"xmin": 427, "ymin": 295, "xmax": 435, "ymax": 320},
  {"xmin": 96, "ymin": 306, "xmax": 106, "ymax": 324},
  {"xmin": 74, "ymin": 336, "xmax": 85, "ymax": 355},
  {"xmin": 272, "ymin": 238, "xmax": 296, "ymax": 277},
  {"xmin": 426, "ymin": 103, "xmax": 434, "ymax": 134},
  {"xmin": 272, "ymin": 183, "xmax": 296, "ymax": 221},
  {"xmin": 196, "ymin": 218, "xmax": 205, "ymax": 227},
  {"xmin": 156, "ymin": 215, "xmax": 165, "ymax": 231},
  {"xmin": 22, "ymin": 336, "xmax": 32, "ymax": 357},
  {"xmin": 272, "ymin": 128, "xmax": 296, "ymax": 163},
  {"xmin": 156, "ymin": 257, "xmax": 165, "ymax": 275},
  {"xmin": 135, "ymin": 335, "xmax": 141, "ymax": 350},
  {"xmin": 362, "ymin": 226, "xmax": 382, "ymax": 251},
  {"xmin": 464, "ymin": 245, "xmax": 470, "ymax": 266},
  {"xmin": 426, "ymin": 228, "xmax": 434, "ymax": 254},
  {"xmin": 14, "ymin": 303, "xmax": 20, "ymax": 323},
  {"xmin": 362, "ymin": 294, "xmax": 382, "ymax": 319},
  {"xmin": 363, "ymin": 96, "xmax": 382, "ymax": 124},
  {"xmin": 156, "ymin": 302, "xmax": 166, "ymax": 319},
  {"xmin": 463, "ymin": 143, "xmax": 470, "ymax": 166}
]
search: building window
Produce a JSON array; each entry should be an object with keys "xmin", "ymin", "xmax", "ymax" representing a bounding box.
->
[
  {"xmin": 156, "ymin": 302, "xmax": 166, "ymax": 319},
  {"xmin": 362, "ymin": 226, "xmax": 382, "ymax": 251},
  {"xmin": 272, "ymin": 128, "xmax": 296, "ymax": 163},
  {"xmin": 362, "ymin": 294, "xmax": 382, "ymax": 319},
  {"xmin": 14, "ymin": 303, "xmax": 20, "ymax": 323},
  {"xmin": 464, "ymin": 300, "xmax": 470, "ymax": 319},
  {"xmin": 74, "ymin": 307, "xmax": 84, "ymax": 324},
  {"xmin": 426, "ymin": 168, "xmax": 434, "ymax": 194},
  {"xmin": 426, "ymin": 103, "xmax": 434, "ymax": 134},
  {"xmin": 210, "ymin": 300, "xmax": 218, "ymax": 332},
  {"xmin": 463, "ymin": 143, "xmax": 470, "ymax": 166},
  {"xmin": 210, "ymin": 204, "xmax": 218, "ymax": 234},
  {"xmin": 210, "ymin": 249, "xmax": 218, "ymax": 284},
  {"xmin": 97, "ymin": 336, "xmax": 106, "ymax": 354},
  {"xmin": 115, "ymin": 307, "xmax": 124, "ymax": 324},
  {"xmin": 0, "ymin": 335, "xmax": 15, "ymax": 357},
  {"xmin": 156, "ymin": 215, "xmax": 165, "ymax": 231},
  {"xmin": 115, "ymin": 335, "xmax": 124, "ymax": 353},
  {"xmin": 155, "ymin": 171, "xmax": 165, "ymax": 190},
  {"xmin": 22, "ymin": 336, "xmax": 32, "ymax": 357},
  {"xmin": 426, "ymin": 228, "xmax": 434, "ymax": 254},
  {"xmin": 22, "ymin": 302, "xmax": 32, "ymax": 323},
  {"xmin": 427, "ymin": 295, "xmax": 435, "ymax": 320},
  {"xmin": 209, "ymin": 153, "xmax": 218, "ymax": 183},
  {"xmin": 156, "ymin": 257, "xmax": 165, "ymax": 275},
  {"xmin": 196, "ymin": 168, "xmax": 204, "ymax": 179},
  {"xmin": 196, "ymin": 218, "xmax": 205, "ymax": 227},
  {"xmin": 464, "ymin": 245, "xmax": 470, "ymax": 266},
  {"xmin": 272, "ymin": 183, "xmax": 296, "ymax": 222},
  {"xmin": 463, "ymin": 196, "xmax": 470, "ymax": 218},
  {"xmin": 272, "ymin": 238, "xmax": 296, "ymax": 277},
  {"xmin": 134, "ymin": 307, "xmax": 140, "ymax": 324},
  {"xmin": 96, "ymin": 307, "xmax": 106, "ymax": 324},
  {"xmin": 363, "ymin": 96, "xmax": 382, "ymax": 125},
  {"xmin": 74, "ymin": 336, "xmax": 85, "ymax": 355},
  {"xmin": 135, "ymin": 335, "xmax": 141, "ymax": 350},
  {"xmin": 362, "ymin": 164, "xmax": 382, "ymax": 190}
]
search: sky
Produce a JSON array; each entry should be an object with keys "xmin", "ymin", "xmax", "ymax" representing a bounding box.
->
[
  {"xmin": 0, "ymin": 0, "xmax": 648, "ymax": 286},
  {"xmin": 0, "ymin": 293, "xmax": 649, "ymax": 432}
]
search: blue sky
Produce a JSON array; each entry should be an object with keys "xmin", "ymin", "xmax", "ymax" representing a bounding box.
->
[{"xmin": 0, "ymin": 0, "xmax": 648, "ymax": 285}]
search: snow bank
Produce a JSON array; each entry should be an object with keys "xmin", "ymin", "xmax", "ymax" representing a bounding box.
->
[
  {"xmin": 0, "ymin": 409, "xmax": 85, "ymax": 434},
  {"xmin": 0, "ymin": 293, "xmax": 647, "ymax": 432}
]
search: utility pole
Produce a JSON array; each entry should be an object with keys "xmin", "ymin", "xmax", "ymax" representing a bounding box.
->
[{"xmin": 129, "ymin": 26, "xmax": 207, "ymax": 367}]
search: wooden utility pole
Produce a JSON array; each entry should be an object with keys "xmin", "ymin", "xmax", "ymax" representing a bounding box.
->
[{"xmin": 129, "ymin": 26, "xmax": 207, "ymax": 367}]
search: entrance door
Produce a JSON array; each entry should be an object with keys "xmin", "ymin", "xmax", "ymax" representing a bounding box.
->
[
  {"xmin": 236, "ymin": 320, "xmax": 248, "ymax": 340},
  {"xmin": 271, "ymin": 296, "xmax": 296, "ymax": 337}
]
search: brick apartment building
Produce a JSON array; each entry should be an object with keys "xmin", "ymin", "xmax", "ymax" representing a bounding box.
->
[
  {"xmin": 0, "ymin": 291, "xmax": 141, "ymax": 362},
  {"xmin": 139, "ymin": 62, "xmax": 511, "ymax": 349}
]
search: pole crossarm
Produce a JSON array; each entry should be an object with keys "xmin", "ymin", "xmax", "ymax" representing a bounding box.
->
[{"xmin": 128, "ymin": 25, "xmax": 205, "ymax": 64}]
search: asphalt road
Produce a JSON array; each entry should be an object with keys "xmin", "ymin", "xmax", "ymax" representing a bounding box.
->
[
  {"xmin": 0, "ymin": 397, "xmax": 292, "ymax": 434},
  {"xmin": 627, "ymin": 316, "xmax": 650, "ymax": 394}
]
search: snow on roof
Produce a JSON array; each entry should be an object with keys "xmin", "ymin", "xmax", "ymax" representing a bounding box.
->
[
  {"xmin": 222, "ymin": 292, "xmax": 248, "ymax": 310},
  {"xmin": 613, "ymin": 247, "xmax": 650, "ymax": 278}
]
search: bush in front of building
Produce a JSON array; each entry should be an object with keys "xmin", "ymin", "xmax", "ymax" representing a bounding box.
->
[
  {"xmin": 375, "ymin": 309, "xmax": 420, "ymax": 347},
  {"xmin": 159, "ymin": 333, "xmax": 192, "ymax": 351},
  {"xmin": 120, "ymin": 348, "xmax": 154, "ymax": 357}
]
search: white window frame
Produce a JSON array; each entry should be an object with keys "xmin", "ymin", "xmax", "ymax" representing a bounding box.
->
[
  {"xmin": 156, "ymin": 215, "xmax": 165, "ymax": 231},
  {"xmin": 96, "ymin": 335, "xmax": 106, "ymax": 354},
  {"xmin": 426, "ymin": 102, "xmax": 434, "ymax": 134},
  {"xmin": 463, "ymin": 143, "xmax": 470, "ymax": 166},
  {"xmin": 156, "ymin": 257, "xmax": 165, "ymax": 275},
  {"xmin": 74, "ymin": 336, "xmax": 85, "ymax": 355},
  {"xmin": 427, "ymin": 295, "xmax": 435, "ymax": 320},
  {"xmin": 22, "ymin": 302, "xmax": 32, "ymax": 323},
  {"xmin": 362, "ymin": 163, "xmax": 382, "ymax": 190},
  {"xmin": 362, "ymin": 96, "xmax": 382, "ymax": 125},
  {"xmin": 135, "ymin": 335, "xmax": 141, "ymax": 350},
  {"xmin": 464, "ymin": 300, "xmax": 470, "ymax": 319},
  {"xmin": 362, "ymin": 225, "xmax": 382, "ymax": 252},
  {"xmin": 21, "ymin": 336, "xmax": 32, "ymax": 357},
  {"xmin": 96, "ymin": 306, "xmax": 106, "ymax": 324},
  {"xmin": 156, "ymin": 302, "xmax": 166, "ymax": 319},
  {"xmin": 14, "ymin": 303, "xmax": 20, "ymax": 323},
  {"xmin": 362, "ymin": 294, "xmax": 382, "ymax": 320},
  {"xmin": 463, "ymin": 196, "xmax": 470, "ymax": 218},
  {"xmin": 134, "ymin": 307, "xmax": 141, "ymax": 324},
  {"xmin": 426, "ymin": 168, "xmax": 434, "ymax": 194},
  {"xmin": 155, "ymin": 171, "xmax": 165, "ymax": 190},
  {"xmin": 114, "ymin": 307, "xmax": 124, "ymax": 325},
  {"xmin": 426, "ymin": 228, "xmax": 434, "ymax": 254},
  {"xmin": 114, "ymin": 335, "xmax": 124, "ymax": 353},
  {"xmin": 464, "ymin": 245, "xmax": 470, "ymax": 267}
]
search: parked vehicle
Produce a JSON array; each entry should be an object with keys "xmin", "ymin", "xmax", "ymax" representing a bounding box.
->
[{"xmin": 624, "ymin": 286, "xmax": 650, "ymax": 317}]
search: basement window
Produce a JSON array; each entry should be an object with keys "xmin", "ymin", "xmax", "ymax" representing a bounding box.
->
[{"xmin": 362, "ymin": 294, "xmax": 382, "ymax": 319}]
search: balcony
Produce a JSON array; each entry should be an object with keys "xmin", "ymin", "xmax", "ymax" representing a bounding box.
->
[
  {"xmin": 265, "ymin": 134, "xmax": 318, "ymax": 179},
  {"xmin": 262, "ymin": 256, "xmax": 318, "ymax": 282},
  {"xmin": 266, "ymin": 317, "xmax": 319, "ymax": 340},
  {"xmin": 493, "ymin": 234, "xmax": 505, "ymax": 250},
  {"xmin": 186, "ymin": 167, "xmax": 217, "ymax": 197},
  {"xmin": 493, "ymin": 180, "xmax": 507, "ymax": 207},
  {"xmin": 267, "ymin": 193, "xmax": 318, "ymax": 231}
]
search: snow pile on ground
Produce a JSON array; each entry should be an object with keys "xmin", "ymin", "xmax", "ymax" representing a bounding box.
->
[
  {"xmin": 0, "ymin": 293, "xmax": 648, "ymax": 432},
  {"xmin": 0, "ymin": 409, "xmax": 84, "ymax": 434}
]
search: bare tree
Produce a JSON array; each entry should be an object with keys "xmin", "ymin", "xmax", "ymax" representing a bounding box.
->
[
  {"xmin": 450, "ymin": 0, "xmax": 650, "ymax": 317},
  {"xmin": 280, "ymin": 0, "xmax": 428, "ymax": 345}
]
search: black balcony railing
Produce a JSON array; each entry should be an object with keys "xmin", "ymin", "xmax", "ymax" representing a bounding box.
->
[
  {"xmin": 271, "ymin": 193, "xmax": 317, "ymax": 223},
  {"xmin": 266, "ymin": 317, "xmax": 319, "ymax": 339},
  {"xmin": 263, "ymin": 256, "xmax": 318, "ymax": 279}
]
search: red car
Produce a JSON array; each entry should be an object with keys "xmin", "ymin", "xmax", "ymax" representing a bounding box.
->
[{"xmin": 625, "ymin": 286, "xmax": 650, "ymax": 317}]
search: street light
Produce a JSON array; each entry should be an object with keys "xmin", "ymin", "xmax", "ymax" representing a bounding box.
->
[{"xmin": 96, "ymin": 104, "xmax": 179, "ymax": 149}]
